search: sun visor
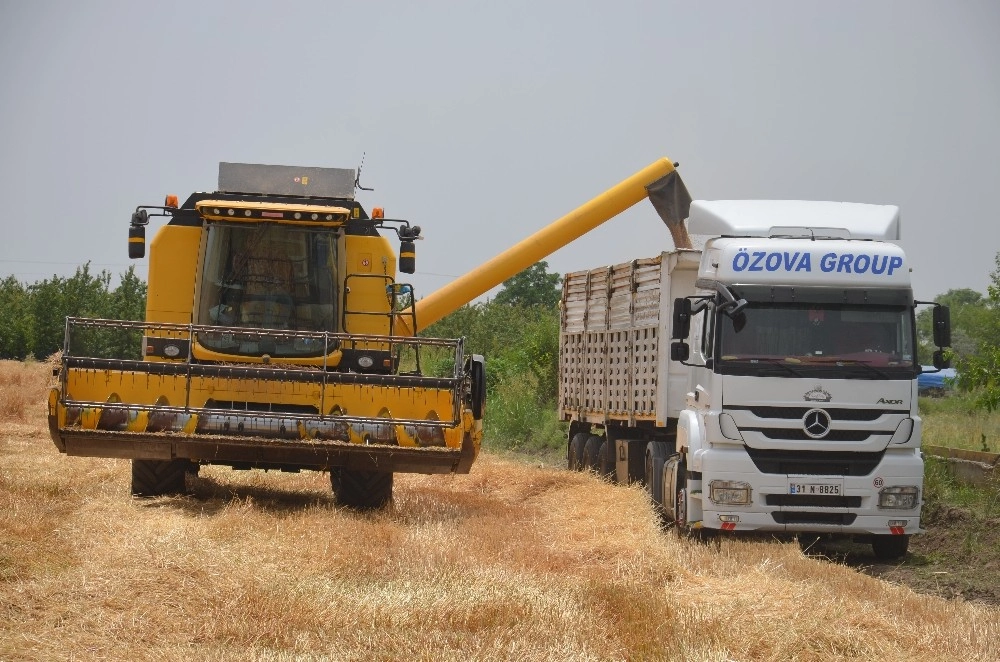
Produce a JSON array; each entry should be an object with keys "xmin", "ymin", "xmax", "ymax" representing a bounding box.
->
[{"xmin": 688, "ymin": 200, "xmax": 901, "ymax": 241}]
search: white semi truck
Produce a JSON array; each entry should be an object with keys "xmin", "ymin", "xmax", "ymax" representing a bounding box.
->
[{"xmin": 560, "ymin": 199, "xmax": 952, "ymax": 559}]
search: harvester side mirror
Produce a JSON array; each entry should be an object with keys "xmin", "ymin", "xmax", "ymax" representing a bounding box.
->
[
  {"xmin": 399, "ymin": 240, "xmax": 416, "ymax": 274},
  {"xmin": 933, "ymin": 305, "xmax": 951, "ymax": 348},
  {"xmin": 672, "ymin": 298, "xmax": 691, "ymax": 340},
  {"xmin": 128, "ymin": 225, "xmax": 146, "ymax": 259},
  {"xmin": 670, "ymin": 341, "xmax": 690, "ymax": 362}
]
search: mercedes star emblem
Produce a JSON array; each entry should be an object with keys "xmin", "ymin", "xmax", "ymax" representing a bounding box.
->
[{"xmin": 802, "ymin": 408, "xmax": 832, "ymax": 439}]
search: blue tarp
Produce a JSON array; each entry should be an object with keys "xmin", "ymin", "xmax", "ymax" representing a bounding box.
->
[{"xmin": 918, "ymin": 367, "xmax": 958, "ymax": 393}]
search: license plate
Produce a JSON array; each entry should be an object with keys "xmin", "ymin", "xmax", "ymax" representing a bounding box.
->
[{"xmin": 789, "ymin": 482, "xmax": 842, "ymax": 496}]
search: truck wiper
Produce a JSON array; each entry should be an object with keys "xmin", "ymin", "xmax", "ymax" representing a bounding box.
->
[
  {"xmin": 807, "ymin": 357, "xmax": 889, "ymax": 379},
  {"xmin": 745, "ymin": 357, "xmax": 804, "ymax": 377}
]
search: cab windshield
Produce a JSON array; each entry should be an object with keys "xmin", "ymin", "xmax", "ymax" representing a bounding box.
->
[
  {"xmin": 717, "ymin": 302, "xmax": 916, "ymax": 378},
  {"xmin": 195, "ymin": 223, "xmax": 339, "ymax": 357}
]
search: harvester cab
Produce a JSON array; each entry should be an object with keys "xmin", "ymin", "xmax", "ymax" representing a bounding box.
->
[{"xmin": 49, "ymin": 162, "xmax": 482, "ymax": 508}]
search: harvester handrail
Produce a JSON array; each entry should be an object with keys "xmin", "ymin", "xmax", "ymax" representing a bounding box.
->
[
  {"xmin": 63, "ymin": 316, "xmax": 465, "ymax": 349},
  {"xmin": 61, "ymin": 356, "xmax": 461, "ymax": 389}
]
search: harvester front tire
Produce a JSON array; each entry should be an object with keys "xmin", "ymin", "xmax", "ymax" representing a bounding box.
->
[
  {"xmin": 131, "ymin": 459, "xmax": 189, "ymax": 497},
  {"xmin": 331, "ymin": 469, "xmax": 393, "ymax": 510}
]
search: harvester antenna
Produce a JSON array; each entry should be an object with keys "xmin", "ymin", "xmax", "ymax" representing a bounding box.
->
[{"xmin": 355, "ymin": 152, "xmax": 374, "ymax": 192}]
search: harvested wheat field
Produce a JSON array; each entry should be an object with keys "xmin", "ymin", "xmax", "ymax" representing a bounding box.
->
[{"xmin": 1, "ymin": 360, "xmax": 998, "ymax": 661}]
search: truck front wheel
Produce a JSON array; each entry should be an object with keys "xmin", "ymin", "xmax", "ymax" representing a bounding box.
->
[
  {"xmin": 131, "ymin": 459, "xmax": 192, "ymax": 497},
  {"xmin": 871, "ymin": 534, "xmax": 909, "ymax": 560},
  {"xmin": 331, "ymin": 468, "xmax": 393, "ymax": 509}
]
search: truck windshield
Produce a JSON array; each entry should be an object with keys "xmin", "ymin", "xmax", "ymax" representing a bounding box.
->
[
  {"xmin": 195, "ymin": 222, "xmax": 339, "ymax": 357},
  {"xmin": 716, "ymin": 302, "xmax": 916, "ymax": 379}
]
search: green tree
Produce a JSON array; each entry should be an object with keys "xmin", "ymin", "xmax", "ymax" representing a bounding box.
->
[
  {"xmin": 916, "ymin": 288, "xmax": 992, "ymax": 362},
  {"xmin": 493, "ymin": 261, "xmax": 561, "ymax": 309},
  {"xmin": 955, "ymin": 252, "xmax": 1000, "ymax": 413},
  {"xmin": 0, "ymin": 276, "xmax": 33, "ymax": 358},
  {"xmin": 421, "ymin": 272, "xmax": 566, "ymax": 452}
]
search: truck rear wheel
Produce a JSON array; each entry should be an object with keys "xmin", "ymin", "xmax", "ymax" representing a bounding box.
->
[
  {"xmin": 131, "ymin": 459, "xmax": 191, "ymax": 497},
  {"xmin": 568, "ymin": 433, "xmax": 589, "ymax": 471},
  {"xmin": 597, "ymin": 440, "xmax": 615, "ymax": 480},
  {"xmin": 871, "ymin": 534, "xmax": 909, "ymax": 560},
  {"xmin": 331, "ymin": 468, "xmax": 393, "ymax": 509},
  {"xmin": 582, "ymin": 435, "xmax": 603, "ymax": 472}
]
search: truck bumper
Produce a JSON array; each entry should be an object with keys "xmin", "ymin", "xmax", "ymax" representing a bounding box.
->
[{"xmin": 690, "ymin": 446, "xmax": 922, "ymax": 536}]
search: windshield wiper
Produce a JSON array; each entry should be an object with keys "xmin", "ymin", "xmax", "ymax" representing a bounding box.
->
[
  {"xmin": 743, "ymin": 357, "xmax": 805, "ymax": 377},
  {"xmin": 806, "ymin": 357, "xmax": 890, "ymax": 379}
]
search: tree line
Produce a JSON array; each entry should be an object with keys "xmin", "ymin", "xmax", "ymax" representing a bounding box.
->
[
  {"xmin": 1, "ymin": 251, "xmax": 996, "ymax": 428},
  {"xmin": 0, "ymin": 264, "xmax": 146, "ymax": 360}
]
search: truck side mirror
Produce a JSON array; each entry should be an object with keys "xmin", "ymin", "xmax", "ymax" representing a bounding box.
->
[
  {"xmin": 670, "ymin": 341, "xmax": 689, "ymax": 362},
  {"xmin": 672, "ymin": 298, "xmax": 691, "ymax": 340},
  {"xmin": 933, "ymin": 305, "xmax": 951, "ymax": 348}
]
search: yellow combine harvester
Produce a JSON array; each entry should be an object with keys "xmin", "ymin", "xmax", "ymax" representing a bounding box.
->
[{"xmin": 48, "ymin": 159, "xmax": 689, "ymax": 506}]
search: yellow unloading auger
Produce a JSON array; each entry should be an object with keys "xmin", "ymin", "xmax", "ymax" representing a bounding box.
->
[
  {"xmin": 48, "ymin": 158, "xmax": 690, "ymax": 506},
  {"xmin": 395, "ymin": 157, "xmax": 692, "ymax": 334}
]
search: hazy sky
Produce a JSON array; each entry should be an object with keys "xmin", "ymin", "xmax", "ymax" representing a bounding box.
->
[{"xmin": 1, "ymin": 1, "xmax": 998, "ymax": 303}]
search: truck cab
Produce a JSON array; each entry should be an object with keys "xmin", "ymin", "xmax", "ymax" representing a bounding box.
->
[{"xmin": 667, "ymin": 200, "xmax": 950, "ymax": 558}]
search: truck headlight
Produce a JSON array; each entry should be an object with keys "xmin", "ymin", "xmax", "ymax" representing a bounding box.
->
[
  {"xmin": 878, "ymin": 486, "xmax": 919, "ymax": 509},
  {"xmin": 709, "ymin": 480, "xmax": 752, "ymax": 505}
]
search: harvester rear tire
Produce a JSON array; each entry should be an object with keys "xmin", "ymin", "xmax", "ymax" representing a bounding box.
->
[
  {"xmin": 131, "ymin": 459, "xmax": 190, "ymax": 497},
  {"xmin": 331, "ymin": 469, "xmax": 393, "ymax": 510}
]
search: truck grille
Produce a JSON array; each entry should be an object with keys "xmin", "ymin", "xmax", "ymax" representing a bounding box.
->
[
  {"xmin": 730, "ymin": 406, "xmax": 901, "ymax": 421},
  {"xmin": 765, "ymin": 494, "xmax": 862, "ymax": 508},
  {"xmin": 746, "ymin": 447, "xmax": 884, "ymax": 476},
  {"xmin": 771, "ymin": 512, "xmax": 857, "ymax": 525},
  {"xmin": 752, "ymin": 428, "xmax": 874, "ymax": 441}
]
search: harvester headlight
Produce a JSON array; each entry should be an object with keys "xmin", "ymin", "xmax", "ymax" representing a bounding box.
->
[
  {"xmin": 878, "ymin": 486, "xmax": 919, "ymax": 509},
  {"xmin": 357, "ymin": 356, "xmax": 374, "ymax": 369},
  {"xmin": 709, "ymin": 480, "xmax": 752, "ymax": 505}
]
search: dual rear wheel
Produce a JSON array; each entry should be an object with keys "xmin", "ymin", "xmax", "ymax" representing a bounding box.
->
[{"xmin": 568, "ymin": 433, "xmax": 613, "ymax": 478}]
